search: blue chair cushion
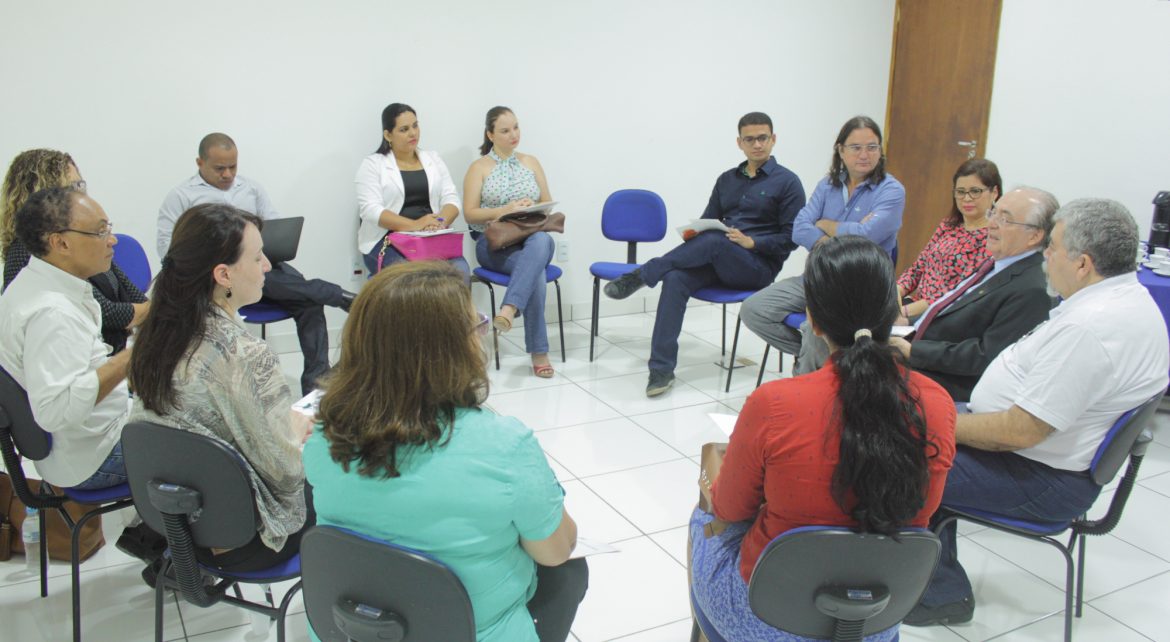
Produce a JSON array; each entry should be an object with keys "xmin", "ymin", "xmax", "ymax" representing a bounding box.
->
[
  {"xmin": 63, "ymin": 482, "xmax": 132, "ymax": 504},
  {"xmin": 473, "ymin": 265, "xmax": 562, "ymax": 286},
  {"xmin": 946, "ymin": 505, "xmax": 1071, "ymax": 536},
  {"xmin": 692, "ymin": 287, "xmax": 755, "ymax": 305},
  {"xmin": 589, "ymin": 262, "xmax": 642, "ymax": 281},
  {"xmin": 204, "ymin": 553, "xmax": 302, "ymax": 582},
  {"xmin": 783, "ymin": 313, "xmax": 806, "ymax": 330},
  {"xmin": 239, "ymin": 302, "xmax": 294, "ymax": 324}
]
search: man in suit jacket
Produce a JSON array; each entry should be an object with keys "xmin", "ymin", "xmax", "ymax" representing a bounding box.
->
[{"xmin": 889, "ymin": 187, "xmax": 1059, "ymax": 401}]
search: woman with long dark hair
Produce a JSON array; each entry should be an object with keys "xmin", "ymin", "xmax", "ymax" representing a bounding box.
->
[
  {"xmin": 304, "ymin": 262, "xmax": 587, "ymax": 642},
  {"xmin": 463, "ymin": 106, "xmax": 557, "ymax": 377},
  {"xmin": 354, "ymin": 102, "xmax": 469, "ymax": 276},
  {"xmin": 129, "ymin": 203, "xmax": 312, "ymax": 572},
  {"xmin": 896, "ymin": 158, "xmax": 1000, "ymax": 320},
  {"xmin": 689, "ymin": 235, "xmax": 956, "ymax": 641}
]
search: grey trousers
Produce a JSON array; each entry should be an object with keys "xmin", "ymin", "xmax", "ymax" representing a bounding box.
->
[{"xmin": 740, "ymin": 275, "xmax": 829, "ymax": 376}]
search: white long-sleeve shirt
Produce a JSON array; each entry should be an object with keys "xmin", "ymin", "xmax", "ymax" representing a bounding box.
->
[{"xmin": 157, "ymin": 174, "xmax": 279, "ymax": 257}]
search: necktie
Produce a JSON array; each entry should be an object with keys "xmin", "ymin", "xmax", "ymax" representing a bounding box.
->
[{"xmin": 913, "ymin": 259, "xmax": 994, "ymax": 341}]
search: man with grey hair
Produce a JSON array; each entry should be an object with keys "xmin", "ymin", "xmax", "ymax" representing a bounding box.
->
[
  {"xmin": 883, "ymin": 187, "xmax": 1057, "ymax": 401},
  {"xmin": 906, "ymin": 198, "xmax": 1169, "ymax": 626}
]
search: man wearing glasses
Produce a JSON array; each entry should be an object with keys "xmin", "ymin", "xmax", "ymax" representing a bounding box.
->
[
  {"xmin": 887, "ymin": 187, "xmax": 1057, "ymax": 402},
  {"xmin": 603, "ymin": 112, "xmax": 805, "ymax": 397},
  {"xmin": 0, "ymin": 186, "xmax": 131, "ymax": 490}
]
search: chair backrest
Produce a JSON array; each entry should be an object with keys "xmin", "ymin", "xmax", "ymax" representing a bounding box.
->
[
  {"xmin": 600, "ymin": 189, "xmax": 668, "ymax": 245},
  {"xmin": 112, "ymin": 233, "xmax": 152, "ymax": 292},
  {"xmin": 1088, "ymin": 391, "xmax": 1166, "ymax": 486},
  {"xmin": 0, "ymin": 365, "xmax": 52, "ymax": 461},
  {"xmin": 121, "ymin": 421, "xmax": 258, "ymax": 550},
  {"xmin": 301, "ymin": 525, "xmax": 476, "ymax": 642},
  {"xmin": 747, "ymin": 526, "xmax": 940, "ymax": 640}
]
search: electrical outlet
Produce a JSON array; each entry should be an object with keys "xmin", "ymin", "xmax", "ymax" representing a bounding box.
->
[
  {"xmin": 557, "ymin": 241, "xmax": 569, "ymax": 262},
  {"xmin": 350, "ymin": 256, "xmax": 366, "ymax": 281}
]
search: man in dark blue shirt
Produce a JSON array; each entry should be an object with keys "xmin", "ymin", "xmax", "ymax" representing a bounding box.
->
[{"xmin": 604, "ymin": 112, "xmax": 805, "ymax": 396}]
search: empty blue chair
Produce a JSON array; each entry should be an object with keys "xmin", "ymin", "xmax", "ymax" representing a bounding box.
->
[
  {"xmin": 473, "ymin": 265, "xmax": 565, "ymax": 370},
  {"xmin": 112, "ymin": 233, "xmax": 152, "ymax": 292},
  {"xmin": 692, "ymin": 286, "xmax": 762, "ymax": 393},
  {"xmin": 589, "ymin": 189, "xmax": 668, "ymax": 361},
  {"xmin": 239, "ymin": 301, "xmax": 295, "ymax": 339}
]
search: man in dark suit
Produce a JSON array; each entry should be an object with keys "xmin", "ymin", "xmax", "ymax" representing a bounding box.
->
[{"xmin": 889, "ymin": 187, "xmax": 1058, "ymax": 401}]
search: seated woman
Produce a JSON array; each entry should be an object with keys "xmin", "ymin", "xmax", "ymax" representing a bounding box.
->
[
  {"xmin": 304, "ymin": 262, "xmax": 587, "ymax": 642},
  {"xmin": 897, "ymin": 158, "xmax": 999, "ymax": 319},
  {"xmin": 1, "ymin": 149, "xmax": 148, "ymax": 353},
  {"xmin": 129, "ymin": 204, "xmax": 312, "ymax": 573},
  {"xmin": 689, "ymin": 235, "xmax": 956, "ymax": 642},
  {"xmin": 463, "ymin": 106, "xmax": 557, "ymax": 378},
  {"xmin": 355, "ymin": 102, "xmax": 469, "ymax": 277}
]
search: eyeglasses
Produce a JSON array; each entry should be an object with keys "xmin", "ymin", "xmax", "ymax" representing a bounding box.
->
[
  {"xmin": 954, "ymin": 187, "xmax": 988, "ymax": 200},
  {"xmin": 987, "ymin": 205, "xmax": 1040, "ymax": 229},
  {"xmin": 841, "ymin": 143, "xmax": 881, "ymax": 155},
  {"xmin": 472, "ymin": 312, "xmax": 490, "ymax": 337},
  {"xmin": 56, "ymin": 221, "xmax": 114, "ymax": 240},
  {"xmin": 740, "ymin": 134, "xmax": 772, "ymax": 146}
]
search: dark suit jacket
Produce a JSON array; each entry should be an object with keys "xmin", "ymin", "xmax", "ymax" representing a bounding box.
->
[{"xmin": 910, "ymin": 251, "xmax": 1053, "ymax": 401}]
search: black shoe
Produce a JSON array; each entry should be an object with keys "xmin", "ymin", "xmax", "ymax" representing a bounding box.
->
[
  {"xmin": 140, "ymin": 558, "xmax": 164, "ymax": 589},
  {"xmin": 117, "ymin": 524, "xmax": 167, "ymax": 562},
  {"xmin": 903, "ymin": 596, "xmax": 974, "ymax": 626},
  {"xmin": 604, "ymin": 270, "xmax": 646, "ymax": 300},
  {"xmin": 646, "ymin": 370, "xmax": 675, "ymax": 397},
  {"xmin": 339, "ymin": 290, "xmax": 357, "ymax": 312}
]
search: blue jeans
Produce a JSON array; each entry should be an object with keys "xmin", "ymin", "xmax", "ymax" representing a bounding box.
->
[
  {"xmin": 921, "ymin": 446, "xmax": 1101, "ymax": 607},
  {"xmin": 475, "ymin": 232, "xmax": 554, "ymax": 354},
  {"xmin": 72, "ymin": 442, "xmax": 127, "ymax": 490},
  {"xmin": 640, "ymin": 231, "xmax": 777, "ymax": 373},
  {"xmin": 362, "ymin": 235, "xmax": 470, "ymax": 280}
]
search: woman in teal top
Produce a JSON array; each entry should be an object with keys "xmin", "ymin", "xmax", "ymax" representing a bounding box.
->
[
  {"xmin": 463, "ymin": 106, "xmax": 558, "ymax": 378},
  {"xmin": 304, "ymin": 261, "xmax": 587, "ymax": 642}
]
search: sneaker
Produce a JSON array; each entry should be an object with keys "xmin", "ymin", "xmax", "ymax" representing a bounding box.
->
[
  {"xmin": 646, "ymin": 370, "xmax": 675, "ymax": 397},
  {"xmin": 903, "ymin": 596, "xmax": 975, "ymax": 626},
  {"xmin": 604, "ymin": 270, "xmax": 646, "ymax": 300}
]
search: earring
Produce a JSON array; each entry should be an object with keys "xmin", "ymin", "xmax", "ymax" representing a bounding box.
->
[{"xmin": 225, "ymin": 287, "xmax": 232, "ymax": 299}]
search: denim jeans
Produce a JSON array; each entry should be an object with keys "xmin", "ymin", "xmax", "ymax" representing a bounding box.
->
[
  {"xmin": 362, "ymin": 235, "xmax": 470, "ymax": 281},
  {"xmin": 920, "ymin": 446, "xmax": 1101, "ymax": 607},
  {"xmin": 72, "ymin": 442, "xmax": 127, "ymax": 490},
  {"xmin": 639, "ymin": 231, "xmax": 777, "ymax": 373},
  {"xmin": 475, "ymin": 232, "xmax": 555, "ymax": 354}
]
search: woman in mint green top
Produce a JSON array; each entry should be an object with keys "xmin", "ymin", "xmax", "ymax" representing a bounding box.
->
[
  {"xmin": 463, "ymin": 106, "xmax": 558, "ymax": 378},
  {"xmin": 304, "ymin": 261, "xmax": 586, "ymax": 642}
]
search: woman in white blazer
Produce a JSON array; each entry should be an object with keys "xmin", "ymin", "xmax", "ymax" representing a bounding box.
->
[{"xmin": 354, "ymin": 103, "xmax": 469, "ymax": 276}]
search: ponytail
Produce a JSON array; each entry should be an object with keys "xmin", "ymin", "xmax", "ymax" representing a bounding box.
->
[{"xmin": 479, "ymin": 106, "xmax": 513, "ymax": 156}]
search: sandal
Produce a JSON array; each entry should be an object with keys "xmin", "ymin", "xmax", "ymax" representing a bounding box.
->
[
  {"xmin": 532, "ymin": 363, "xmax": 555, "ymax": 378},
  {"xmin": 493, "ymin": 315, "xmax": 513, "ymax": 334}
]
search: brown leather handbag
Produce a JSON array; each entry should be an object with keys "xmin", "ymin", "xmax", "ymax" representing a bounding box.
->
[
  {"xmin": 484, "ymin": 211, "xmax": 566, "ymax": 251},
  {"xmin": 0, "ymin": 473, "xmax": 106, "ymax": 562}
]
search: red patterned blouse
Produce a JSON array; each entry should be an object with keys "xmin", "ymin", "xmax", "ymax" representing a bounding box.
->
[{"xmin": 897, "ymin": 220, "xmax": 991, "ymax": 303}]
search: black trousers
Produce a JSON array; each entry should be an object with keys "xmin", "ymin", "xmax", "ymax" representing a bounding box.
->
[
  {"xmin": 261, "ymin": 262, "xmax": 346, "ymax": 394},
  {"xmin": 528, "ymin": 558, "xmax": 590, "ymax": 642}
]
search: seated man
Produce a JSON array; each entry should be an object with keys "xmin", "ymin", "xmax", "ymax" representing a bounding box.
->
[
  {"xmin": 0, "ymin": 187, "xmax": 130, "ymax": 490},
  {"xmin": 739, "ymin": 116, "xmax": 904, "ymax": 375},
  {"xmin": 158, "ymin": 133, "xmax": 354, "ymax": 395},
  {"xmin": 603, "ymin": 112, "xmax": 805, "ymax": 397},
  {"xmin": 887, "ymin": 187, "xmax": 1057, "ymax": 401},
  {"xmin": 906, "ymin": 198, "xmax": 1170, "ymax": 626}
]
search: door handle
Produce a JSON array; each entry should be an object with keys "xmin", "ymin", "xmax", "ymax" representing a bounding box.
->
[{"xmin": 957, "ymin": 140, "xmax": 977, "ymax": 159}]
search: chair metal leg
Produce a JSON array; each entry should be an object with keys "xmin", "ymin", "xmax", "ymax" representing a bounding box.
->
[
  {"xmin": 720, "ymin": 304, "xmax": 727, "ymax": 356},
  {"xmin": 554, "ymin": 279, "xmax": 566, "ymax": 363},
  {"xmin": 479, "ymin": 280, "xmax": 500, "ymax": 370},
  {"xmin": 1075, "ymin": 532, "xmax": 1087, "ymax": 617},
  {"xmin": 260, "ymin": 323, "xmax": 267, "ymax": 340},
  {"xmin": 757, "ymin": 344, "xmax": 770, "ymax": 388},
  {"xmin": 590, "ymin": 277, "xmax": 600, "ymax": 362},
  {"xmin": 690, "ymin": 619, "xmax": 702, "ymax": 642},
  {"xmin": 725, "ymin": 318, "xmax": 743, "ymax": 393},
  {"xmin": 38, "ymin": 508, "xmax": 48, "ymax": 597},
  {"xmin": 155, "ymin": 561, "xmax": 168, "ymax": 642},
  {"xmin": 1058, "ymin": 542, "xmax": 1075, "ymax": 642}
]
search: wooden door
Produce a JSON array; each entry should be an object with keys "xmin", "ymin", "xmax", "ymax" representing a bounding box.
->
[{"xmin": 885, "ymin": 0, "xmax": 1002, "ymax": 275}]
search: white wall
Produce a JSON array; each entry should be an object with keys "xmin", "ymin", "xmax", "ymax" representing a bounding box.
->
[
  {"xmin": 987, "ymin": 0, "xmax": 1170, "ymax": 237},
  {"xmin": 0, "ymin": 0, "xmax": 896, "ymax": 332}
]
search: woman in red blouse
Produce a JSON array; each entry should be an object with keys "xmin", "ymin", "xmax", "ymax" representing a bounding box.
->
[
  {"xmin": 897, "ymin": 159, "xmax": 1001, "ymax": 319},
  {"xmin": 689, "ymin": 235, "xmax": 956, "ymax": 642}
]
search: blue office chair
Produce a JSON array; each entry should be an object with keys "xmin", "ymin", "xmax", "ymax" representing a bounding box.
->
[
  {"xmin": 301, "ymin": 526, "xmax": 476, "ymax": 641},
  {"xmin": 0, "ymin": 366, "xmax": 134, "ymax": 642},
  {"xmin": 691, "ymin": 526, "xmax": 940, "ymax": 642},
  {"xmin": 239, "ymin": 301, "xmax": 295, "ymax": 339},
  {"xmin": 121, "ymin": 421, "xmax": 304, "ymax": 642},
  {"xmin": 473, "ymin": 265, "xmax": 565, "ymax": 370},
  {"xmin": 112, "ymin": 233, "xmax": 152, "ymax": 292},
  {"xmin": 691, "ymin": 286, "xmax": 766, "ymax": 393},
  {"xmin": 933, "ymin": 391, "xmax": 1165, "ymax": 642},
  {"xmin": 589, "ymin": 189, "xmax": 668, "ymax": 361}
]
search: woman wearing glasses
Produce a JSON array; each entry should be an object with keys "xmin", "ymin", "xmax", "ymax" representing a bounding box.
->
[
  {"xmin": 1, "ymin": 149, "xmax": 148, "ymax": 353},
  {"xmin": 305, "ymin": 261, "xmax": 587, "ymax": 642},
  {"xmin": 463, "ymin": 106, "xmax": 558, "ymax": 378},
  {"xmin": 896, "ymin": 159, "xmax": 999, "ymax": 320}
]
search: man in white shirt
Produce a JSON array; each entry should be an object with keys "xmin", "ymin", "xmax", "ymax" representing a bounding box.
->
[
  {"xmin": 907, "ymin": 198, "xmax": 1170, "ymax": 626},
  {"xmin": 158, "ymin": 133, "xmax": 354, "ymax": 394},
  {"xmin": 0, "ymin": 186, "xmax": 130, "ymax": 489}
]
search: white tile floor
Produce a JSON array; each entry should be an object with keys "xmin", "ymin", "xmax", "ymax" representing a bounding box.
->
[{"xmin": 3, "ymin": 304, "xmax": 1170, "ymax": 641}]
